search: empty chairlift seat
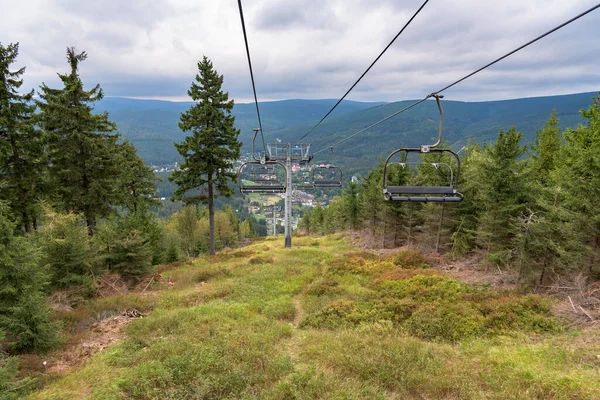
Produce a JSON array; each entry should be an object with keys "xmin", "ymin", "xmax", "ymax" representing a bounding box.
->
[
  {"xmin": 382, "ymin": 149, "xmax": 463, "ymax": 202},
  {"xmin": 312, "ymin": 165, "xmax": 343, "ymax": 188},
  {"xmin": 238, "ymin": 161, "xmax": 287, "ymax": 194}
]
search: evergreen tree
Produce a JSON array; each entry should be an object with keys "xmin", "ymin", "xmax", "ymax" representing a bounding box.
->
[
  {"xmin": 38, "ymin": 209, "xmax": 100, "ymax": 291},
  {"xmin": 529, "ymin": 110, "xmax": 561, "ymax": 186},
  {"xmin": 555, "ymin": 94, "xmax": 600, "ymax": 276},
  {"xmin": 341, "ymin": 181, "xmax": 360, "ymax": 231},
  {"xmin": 119, "ymin": 140, "xmax": 160, "ymax": 214},
  {"xmin": 358, "ymin": 163, "xmax": 386, "ymax": 237},
  {"xmin": 475, "ymin": 127, "xmax": 530, "ymax": 263},
  {"xmin": 513, "ymin": 111, "xmax": 582, "ymax": 284},
  {"xmin": 36, "ymin": 47, "xmax": 121, "ymax": 236},
  {"xmin": 0, "ymin": 204, "xmax": 60, "ymax": 352},
  {"xmin": 0, "ymin": 43, "xmax": 44, "ymax": 233},
  {"xmin": 449, "ymin": 144, "xmax": 483, "ymax": 257},
  {"xmin": 299, "ymin": 208, "xmax": 311, "ymax": 235},
  {"xmin": 110, "ymin": 229, "xmax": 153, "ymax": 282},
  {"xmin": 0, "ymin": 332, "xmax": 35, "ymax": 398},
  {"xmin": 514, "ymin": 190, "xmax": 583, "ymax": 285},
  {"xmin": 170, "ymin": 57, "xmax": 242, "ymax": 255}
]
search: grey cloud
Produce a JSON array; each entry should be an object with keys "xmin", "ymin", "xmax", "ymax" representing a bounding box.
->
[
  {"xmin": 255, "ymin": 0, "xmax": 342, "ymax": 31},
  {"xmin": 57, "ymin": 0, "xmax": 173, "ymax": 28},
  {"xmin": 1, "ymin": 0, "xmax": 598, "ymax": 103}
]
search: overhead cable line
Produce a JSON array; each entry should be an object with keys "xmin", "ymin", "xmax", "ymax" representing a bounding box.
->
[
  {"xmin": 237, "ymin": 0, "xmax": 267, "ymax": 154},
  {"xmin": 297, "ymin": 0, "xmax": 430, "ymax": 141},
  {"xmin": 313, "ymin": 2, "xmax": 600, "ymax": 154}
]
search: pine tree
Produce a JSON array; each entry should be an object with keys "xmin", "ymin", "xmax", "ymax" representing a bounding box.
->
[
  {"xmin": 38, "ymin": 208, "xmax": 100, "ymax": 291},
  {"xmin": 119, "ymin": 140, "xmax": 160, "ymax": 214},
  {"xmin": 529, "ymin": 110, "xmax": 561, "ymax": 186},
  {"xmin": 475, "ymin": 127, "xmax": 530, "ymax": 263},
  {"xmin": 0, "ymin": 331, "xmax": 36, "ymax": 399},
  {"xmin": 555, "ymin": 94, "xmax": 600, "ymax": 276},
  {"xmin": 341, "ymin": 181, "xmax": 360, "ymax": 231},
  {"xmin": 0, "ymin": 203, "xmax": 60, "ymax": 352},
  {"xmin": 513, "ymin": 111, "xmax": 582, "ymax": 284},
  {"xmin": 110, "ymin": 229, "xmax": 153, "ymax": 283},
  {"xmin": 36, "ymin": 47, "xmax": 121, "ymax": 236},
  {"xmin": 170, "ymin": 57, "xmax": 242, "ymax": 255},
  {"xmin": 0, "ymin": 43, "xmax": 45, "ymax": 233},
  {"xmin": 358, "ymin": 163, "xmax": 386, "ymax": 238},
  {"xmin": 449, "ymin": 143, "xmax": 483, "ymax": 257}
]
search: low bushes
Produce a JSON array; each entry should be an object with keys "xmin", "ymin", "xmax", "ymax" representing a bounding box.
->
[{"xmin": 302, "ymin": 259, "xmax": 559, "ymax": 342}]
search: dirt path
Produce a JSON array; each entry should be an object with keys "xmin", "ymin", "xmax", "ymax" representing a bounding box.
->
[{"xmin": 292, "ymin": 296, "xmax": 305, "ymax": 327}]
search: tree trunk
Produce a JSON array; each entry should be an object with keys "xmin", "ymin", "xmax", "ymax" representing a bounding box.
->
[
  {"xmin": 208, "ymin": 173, "xmax": 216, "ymax": 255},
  {"xmin": 22, "ymin": 212, "xmax": 31, "ymax": 234},
  {"xmin": 86, "ymin": 214, "xmax": 96, "ymax": 236},
  {"xmin": 435, "ymin": 203, "xmax": 446, "ymax": 253}
]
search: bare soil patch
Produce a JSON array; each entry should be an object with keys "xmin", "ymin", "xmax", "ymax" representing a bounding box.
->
[{"xmin": 21, "ymin": 309, "xmax": 145, "ymax": 376}]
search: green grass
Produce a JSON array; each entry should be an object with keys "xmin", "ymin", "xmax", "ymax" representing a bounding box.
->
[{"xmin": 24, "ymin": 237, "xmax": 600, "ymax": 399}]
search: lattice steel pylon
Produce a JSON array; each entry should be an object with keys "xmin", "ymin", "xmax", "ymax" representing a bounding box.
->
[{"xmin": 267, "ymin": 143, "xmax": 312, "ymax": 248}]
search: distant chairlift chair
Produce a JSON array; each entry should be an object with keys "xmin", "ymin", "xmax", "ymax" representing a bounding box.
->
[
  {"xmin": 312, "ymin": 165, "xmax": 343, "ymax": 188},
  {"xmin": 237, "ymin": 161, "xmax": 287, "ymax": 195},
  {"xmin": 295, "ymin": 169, "xmax": 315, "ymax": 191},
  {"xmin": 382, "ymin": 94, "xmax": 463, "ymax": 202}
]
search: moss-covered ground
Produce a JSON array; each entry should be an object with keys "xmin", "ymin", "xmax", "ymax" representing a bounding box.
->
[{"xmin": 25, "ymin": 235, "xmax": 600, "ymax": 399}]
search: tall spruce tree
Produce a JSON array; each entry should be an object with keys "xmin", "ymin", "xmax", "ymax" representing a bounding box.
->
[
  {"xmin": 119, "ymin": 140, "xmax": 160, "ymax": 214},
  {"xmin": 555, "ymin": 94, "xmax": 600, "ymax": 276},
  {"xmin": 170, "ymin": 57, "xmax": 242, "ymax": 255},
  {"xmin": 529, "ymin": 110, "xmax": 561, "ymax": 186},
  {"xmin": 36, "ymin": 47, "xmax": 121, "ymax": 235},
  {"xmin": 0, "ymin": 43, "xmax": 45, "ymax": 233},
  {"xmin": 514, "ymin": 111, "xmax": 582, "ymax": 284},
  {"xmin": 474, "ymin": 127, "xmax": 530, "ymax": 263}
]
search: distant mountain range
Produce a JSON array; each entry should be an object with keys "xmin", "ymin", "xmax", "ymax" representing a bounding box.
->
[{"xmin": 96, "ymin": 91, "xmax": 598, "ymax": 176}]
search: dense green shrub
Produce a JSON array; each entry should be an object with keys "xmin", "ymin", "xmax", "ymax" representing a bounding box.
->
[
  {"xmin": 377, "ymin": 275, "xmax": 466, "ymax": 302},
  {"xmin": 406, "ymin": 301, "xmax": 485, "ymax": 342},
  {"xmin": 249, "ymin": 255, "xmax": 274, "ymax": 264},
  {"xmin": 383, "ymin": 250, "xmax": 430, "ymax": 269}
]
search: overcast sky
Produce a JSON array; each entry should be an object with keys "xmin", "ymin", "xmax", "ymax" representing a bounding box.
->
[{"xmin": 1, "ymin": 0, "xmax": 599, "ymax": 103}]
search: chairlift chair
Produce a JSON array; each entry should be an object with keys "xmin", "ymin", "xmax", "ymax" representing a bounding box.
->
[
  {"xmin": 237, "ymin": 161, "xmax": 287, "ymax": 194},
  {"xmin": 295, "ymin": 169, "xmax": 314, "ymax": 191},
  {"xmin": 312, "ymin": 165, "xmax": 343, "ymax": 188},
  {"xmin": 382, "ymin": 94, "xmax": 463, "ymax": 202},
  {"xmin": 254, "ymin": 165, "xmax": 278, "ymax": 184}
]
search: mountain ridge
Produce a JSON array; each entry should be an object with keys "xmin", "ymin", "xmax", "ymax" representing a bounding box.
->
[{"xmin": 96, "ymin": 91, "xmax": 598, "ymax": 175}]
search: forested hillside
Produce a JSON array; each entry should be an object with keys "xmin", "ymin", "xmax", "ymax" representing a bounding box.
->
[
  {"xmin": 98, "ymin": 92, "xmax": 595, "ymax": 176},
  {"xmin": 96, "ymin": 97, "xmax": 384, "ymax": 165}
]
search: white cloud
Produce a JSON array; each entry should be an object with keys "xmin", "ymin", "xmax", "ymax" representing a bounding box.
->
[{"xmin": 1, "ymin": 0, "xmax": 598, "ymax": 102}]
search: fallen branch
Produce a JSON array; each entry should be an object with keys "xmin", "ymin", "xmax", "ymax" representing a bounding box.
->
[
  {"xmin": 578, "ymin": 306, "xmax": 595, "ymax": 322},
  {"xmin": 568, "ymin": 296, "xmax": 578, "ymax": 313},
  {"xmin": 102, "ymin": 277, "xmax": 126, "ymax": 295},
  {"xmin": 140, "ymin": 276, "xmax": 155, "ymax": 295}
]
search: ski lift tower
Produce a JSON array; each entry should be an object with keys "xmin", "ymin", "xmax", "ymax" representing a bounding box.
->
[{"xmin": 267, "ymin": 142, "xmax": 312, "ymax": 248}]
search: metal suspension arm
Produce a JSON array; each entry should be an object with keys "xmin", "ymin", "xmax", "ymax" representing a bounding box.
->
[{"xmin": 422, "ymin": 93, "xmax": 444, "ymax": 151}]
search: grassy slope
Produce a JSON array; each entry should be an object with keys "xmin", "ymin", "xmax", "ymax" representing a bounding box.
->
[{"xmin": 28, "ymin": 235, "xmax": 600, "ymax": 399}]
